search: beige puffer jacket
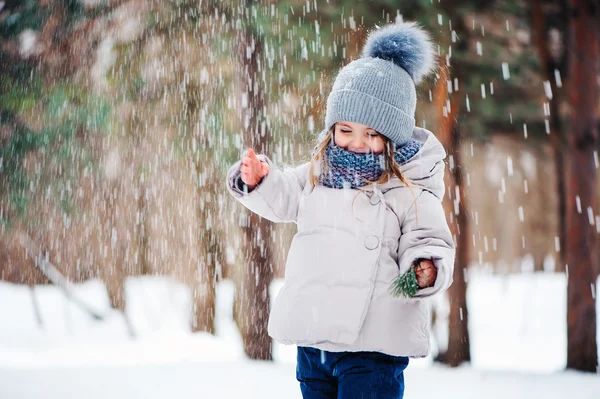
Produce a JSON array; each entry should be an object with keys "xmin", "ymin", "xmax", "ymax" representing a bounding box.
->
[{"xmin": 226, "ymin": 127, "xmax": 455, "ymax": 357}]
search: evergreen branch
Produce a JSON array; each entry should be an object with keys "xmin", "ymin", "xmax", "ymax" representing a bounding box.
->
[{"xmin": 391, "ymin": 267, "xmax": 419, "ymax": 298}]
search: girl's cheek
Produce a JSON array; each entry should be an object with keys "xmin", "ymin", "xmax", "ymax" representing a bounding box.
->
[{"xmin": 370, "ymin": 142, "xmax": 383, "ymax": 153}]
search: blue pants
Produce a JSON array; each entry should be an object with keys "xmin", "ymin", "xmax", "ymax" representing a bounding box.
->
[{"xmin": 296, "ymin": 346, "xmax": 409, "ymax": 399}]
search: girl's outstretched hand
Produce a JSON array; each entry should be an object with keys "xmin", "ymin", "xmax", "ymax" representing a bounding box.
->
[
  {"xmin": 240, "ymin": 148, "xmax": 270, "ymax": 189},
  {"xmin": 415, "ymin": 259, "xmax": 437, "ymax": 288}
]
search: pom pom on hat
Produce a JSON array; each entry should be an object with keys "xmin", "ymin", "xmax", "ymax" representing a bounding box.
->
[{"xmin": 361, "ymin": 21, "xmax": 435, "ymax": 84}]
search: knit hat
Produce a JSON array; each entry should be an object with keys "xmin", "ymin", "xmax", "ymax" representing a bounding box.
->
[{"xmin": 324, "ymin": 22, "xmax": 435, "ymax": 146}]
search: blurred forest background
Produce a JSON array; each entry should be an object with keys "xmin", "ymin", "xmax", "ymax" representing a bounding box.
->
[{"xmin": 0, "ymin": 0, "xmax": 598, "ymax": 374}]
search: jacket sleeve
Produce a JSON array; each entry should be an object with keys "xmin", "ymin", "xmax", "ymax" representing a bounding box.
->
[
  {"xmin": 397, "ymin": 189, "xmax": 455, "ymax": 298},
  {"xmin": 226, "ymin": 154, "xmax": 310, "ymax": 223}
]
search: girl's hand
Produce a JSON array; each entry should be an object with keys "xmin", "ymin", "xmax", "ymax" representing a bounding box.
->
[
  {"xmin": 415, "ymin": 259, "xmax": 437, "ymax": 288},
  {"xmin": 240, "ymin": 148, "xmax": 270, "ymax": 189}
]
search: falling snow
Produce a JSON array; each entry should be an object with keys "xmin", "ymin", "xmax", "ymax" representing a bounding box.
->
[{"xmin": 1, "ymin": 2, "xmax": 599, "ymax": 397}]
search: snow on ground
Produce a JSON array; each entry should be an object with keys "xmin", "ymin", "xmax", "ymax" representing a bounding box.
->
[
  {"xmin": 0, "ymin": 271, "xmax": 599, "ymax": 398},
  {"xmin": 1, "ymin": 360, "xmax": 598, "ymax": 399}
]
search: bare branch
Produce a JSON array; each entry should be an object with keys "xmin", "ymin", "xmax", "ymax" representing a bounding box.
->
[{"xmin": 18, "ymin": 233, "xmax": 106, "ymax": 321}]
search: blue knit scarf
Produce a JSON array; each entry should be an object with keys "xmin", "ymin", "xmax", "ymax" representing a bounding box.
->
[{"xmin": 314, "ymin": 139, "xmax": 421, "ymax": 189}]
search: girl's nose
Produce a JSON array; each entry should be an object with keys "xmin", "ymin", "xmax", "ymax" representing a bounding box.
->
[{"xmin": 349, "ymin": 137, "xmax": 366, "ymax": 152}]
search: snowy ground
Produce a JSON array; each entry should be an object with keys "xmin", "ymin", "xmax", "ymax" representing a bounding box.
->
[{"xmin": 0, "ymin": 271, "xmax": 599, "ymax": 398}]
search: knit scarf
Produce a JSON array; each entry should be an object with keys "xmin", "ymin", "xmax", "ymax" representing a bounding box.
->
[{"xmin": 314, "ymin": 139, "xmax": 422, "ymax": 189}]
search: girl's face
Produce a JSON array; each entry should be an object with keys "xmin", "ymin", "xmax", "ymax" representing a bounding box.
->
[{"xmin": 333, "ymin": 121, "xmax": 385, "ymax": 154}]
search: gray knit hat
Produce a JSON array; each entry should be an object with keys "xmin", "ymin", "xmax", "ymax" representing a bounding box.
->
[{"xmin": 325, "ymin": 22, "xmax": 435, "ymax": 146}]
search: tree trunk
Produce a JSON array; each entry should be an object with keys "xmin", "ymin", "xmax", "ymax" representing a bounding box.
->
[
  {"xmin": 192, "ymin": 159, "xmax": 219, "ymax": 334},
  {"xmin": 234, "ymin": 3, "xmax": 273, "ymax": 360},
  {"xmin": 531, "ymin": 0, "xmax": 569, "ymax": 272},
  {"xmin": 565, "ymin": 0, "xmax": 599, "ymax": 373},
  {"xmin": 433, "ymin": 60, "xmax": 471, "ymax": 367},
  {"xmin": 235, "ymin": 211, "xmax": 273, "ymax": 360}
]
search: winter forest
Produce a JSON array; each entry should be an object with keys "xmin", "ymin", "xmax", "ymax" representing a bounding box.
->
[{"xmin": 0, "ymin": 0, "xmax": 599, "ymax": 398}]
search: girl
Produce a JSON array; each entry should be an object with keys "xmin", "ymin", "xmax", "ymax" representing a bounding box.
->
[{"xmin": 227, "ymin": 22, "xmax": 455, "ymax": 399}]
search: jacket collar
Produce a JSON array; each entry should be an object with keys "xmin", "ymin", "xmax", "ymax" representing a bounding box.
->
[{"xmin": 375, "ymin": 127, "xmax": 447, "ymax": 200}]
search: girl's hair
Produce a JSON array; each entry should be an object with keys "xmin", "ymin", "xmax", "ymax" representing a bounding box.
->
[{"xmin": 308, "ymin": 125, "xmax": 415, "ymax": 190}]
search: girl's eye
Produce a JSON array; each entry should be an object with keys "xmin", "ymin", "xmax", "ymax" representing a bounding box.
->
[
  {"xmin": 366, "ymin": 132, "xmax": 379, "ymax": 137},
  {"xmin": 340, "ymin": 129, "xmax": 352, "ymax": 133}
]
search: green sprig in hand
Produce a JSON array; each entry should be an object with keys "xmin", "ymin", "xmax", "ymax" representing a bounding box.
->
[{"xmin": 392, "ymin": 258, "xmax": 437, "ymax": 298}]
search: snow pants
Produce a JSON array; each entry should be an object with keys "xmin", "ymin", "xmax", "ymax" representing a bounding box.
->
[{"xmin": 296, "ymin": 346, "xmax": 409, "ymax": 399}]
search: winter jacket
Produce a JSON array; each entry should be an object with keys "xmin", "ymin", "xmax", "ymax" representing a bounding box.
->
[{"xmin": 226, "ymin": 127, "xmax": 455, "ymax": 357}]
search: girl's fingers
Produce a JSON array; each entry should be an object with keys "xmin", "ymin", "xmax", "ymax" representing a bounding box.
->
[
  {"xmin": 415, "ymin": 265, "xmax": 434, "ymax": 287},
  {"xmin": 247, "ymin": 148, "xmax": 259, "ymax": 162},
  {"xmin": 421, "ymin": 270, "xmax": 434, "ymax": 281},
  {"xmin": 241, "ymin": 158, "xmax": 258, "ymax": 172},
  {"xmin": 240, "ymin": 149, "xmax": 268, "ymax": 187},
  {"xmin": 243, "ymin": 151, "xmax": 262, "ymax": 168},
  {"xmin": 261, "ymin": 162, "xmax": 270, "ymax": 175},
  {"xmin": 419, "ymin": 269, "xmax": 436, "ymax": 287}
]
